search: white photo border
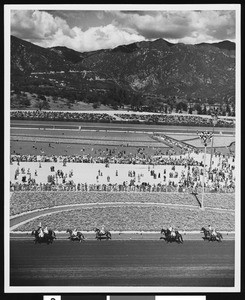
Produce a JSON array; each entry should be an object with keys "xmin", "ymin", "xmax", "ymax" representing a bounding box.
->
[{"xmin": 4, "ymin": 3, "xmax": 241, "ymax": 293}]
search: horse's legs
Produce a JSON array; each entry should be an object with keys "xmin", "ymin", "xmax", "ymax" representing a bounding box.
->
[{"xmin": 179, "ymin": 235, "xmax": 183, "ymax": 243}]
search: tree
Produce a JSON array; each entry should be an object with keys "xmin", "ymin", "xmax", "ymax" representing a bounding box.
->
[
  {"xmin": 35, "ymin": 97, "xmax": 50, "ymax": 110},
  {"xmin": 167, "ymin": 97, "xmax": 175, "ymax": 110},
  {"xmin": 52, "ymin": 96, "xmax": 58, "ymax": 103},
  {"xmin": 225, "ymin": 103, "xmax": 231, "ymax": 116},
  {"xmin": 39, "ymin": 95, "xmax": 46, "ymax": 101},
  {"xmin": 193, "ymin": 103, "xmax": 202, "ymax": 114},
  {"xmin": 92, "ymin": 102, "xmax": 101, "ymax": 109},
  {"xmin": 19, "ymin": 97, "xmax": 31, "ymax": 107},
  {"xmin": 202, "ymin": 105, "xmax": 207, "ymax": 115},
  {"xmin": 176, "ymin": 102, "xmax": 187, "ymax": 112},
  {"xmin": 130, "ymin": 92, "xmax": 144, "ymax": 111},
  {"xmin": 207, "ymin": 98, "xmax": 215, "ymax": 105}
]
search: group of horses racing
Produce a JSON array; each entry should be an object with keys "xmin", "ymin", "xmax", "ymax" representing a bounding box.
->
[
  {"xmin": 31, "ymin": 228, "xmax": 56, "ymax": 244},
  {"xmin": 31, "ymin": 227, "xmax": 112, "ymax": 244},
  {"xmin": 160, "ymin": 226, "xmax": 223, "ymax": 243},
  {"xmin": 31, "ymin": 226, "xmax": 223, "ymax": 244},
  {"xmin": 66, "ymin": 228, "xmax": 111, "ymax": 242},
  {"xmin": 200, "ymin": 227, "xmax": 223, "ymax": 242},
  {"xmin": 160, "ymin": 228, "xmax": 184, "ymax": 244}
]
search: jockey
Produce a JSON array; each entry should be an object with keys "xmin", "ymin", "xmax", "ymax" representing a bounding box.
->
[
  {"xmin": 101, "ymin": 225, "xmax": 105, "ymax": 235},
  {"xmin": 37, "ymin": 222, "xmax": 43, "ymax": 237},
  {"xmin": 208, "ymin": 224, "xmax": 212, "ymax": 235},
  {"xmin": 43, "ymin": 225, "xmax": 48, "ymax": 235},
  {"xmin": 72, "ymin": 228, "xmax": 78, "ymax": 237},
  {"xmin": 171, "ymin": 227, "xmax": 176, "ymax": 237},
  {"xmin": 212, "ymin": 228, "xmax": 217, "ymax": 237},
  {"xmin": 39, "ymin": 227, "xmax": 44, "ymax": 238}
]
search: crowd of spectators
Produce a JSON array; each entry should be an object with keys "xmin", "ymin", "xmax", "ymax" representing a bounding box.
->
[
  {"xmin": 10, "ymin": 149, "xmax": 235, "ymax": 193},
  {"xmin": 10, "ymin": 110, "xmax": 236, "ymax": 195},
  {"xmin": 10, "ymin": 110, "xmax": 116, "ymax": 123},
  {"xmin": 10, "ymin": 152, "xmax": 204, "ymax": 166},
  {"xmin": 10, "ymin": 110, "xmax": 235, "ymax": 127},
  {"xmin": 10, "ymin": 144, "xmax": 234, "ymax": 167},
  {"xmin": 9, "ymin": 180, "xmax": 235, "ymax": 193},
  {"xmin": 114, "ymin": 113, "xmax": 235, "ymax": 127}
]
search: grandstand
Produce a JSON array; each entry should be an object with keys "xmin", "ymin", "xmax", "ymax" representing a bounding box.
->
[{"xmin": 10, "ymin": 110, "xmax": 235, "ymax": 127}]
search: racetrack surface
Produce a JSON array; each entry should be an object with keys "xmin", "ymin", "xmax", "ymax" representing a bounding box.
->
[
  {"xmin": 10, "ymin": 239, "xmax": 234, "ymax": 287},
  {"xmin": 10, "ymin": 120, "xmax": 235, "ymax": 134}
]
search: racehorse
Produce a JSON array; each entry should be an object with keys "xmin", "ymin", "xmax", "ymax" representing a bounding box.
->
[
  {"xmin": 200, "ymin": 227, "xmax": 223, "ymax": 242},
  {"xmin": 94, "ymin": 228, "xmax": 111, "ymax": 240},
  {"xmin": 31, "ymin": 229, "xmax": 56, "ymax": 244},
  {"xmin": 66, "ymin": 229, "xmax": 85, "ymax": 242},
  {"xmin": 160, "ymin": 228, "xmax": 170, "ymax": 240},
  {"xmin": 160, "ymin": 228, "xmax": 183, "ymax": 244},
  {"xmin": 200, "ymin": 227, "xmax": 211, "ymax": 241}
]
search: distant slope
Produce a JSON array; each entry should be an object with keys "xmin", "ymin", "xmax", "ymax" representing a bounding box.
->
[
  {"xmin": 11, "ymin": 35, "xmax": 73, "ymax": 73},
  {"xmin": 196, "ymin": 40, "xmax": 235, "ymax": 51},
  {"xmin": 11, "ymin": 35, "xmax": 235, "ymax": 102}
]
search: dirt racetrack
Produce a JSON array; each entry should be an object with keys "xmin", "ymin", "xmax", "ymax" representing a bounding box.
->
[{"xmin": 10, "ymin": 238, "xmax": 234, "ymax": 288}]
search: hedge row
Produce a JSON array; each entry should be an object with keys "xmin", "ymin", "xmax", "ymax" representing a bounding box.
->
[
  {"xmin": 15, "ymin": 205, "xmax": 235, "ymax": 232},
  {"xmin": 10, "ymin": 191, "xmax": 235, "ymax": 215},
  {"xmin": 11, "ymin": 191, "xmax": 204, "ymax": 216}
]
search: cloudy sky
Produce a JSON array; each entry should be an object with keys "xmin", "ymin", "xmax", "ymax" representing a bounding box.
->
[{"xmin": 10, "ymin": 7, "xmax": 236, "ymax": 52}]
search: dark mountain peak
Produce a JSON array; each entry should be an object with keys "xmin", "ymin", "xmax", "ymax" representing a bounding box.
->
[
  {"xmin": 11, "ymin": 35, "xmax": 45, "ymax": 52},
  {"xmin": 211, "ymin": 40, "xmax": 235, "ymax": 51},
  {"xmin": 111, "ymin": 42, "xmax": 139, "ymax": 53},
  {"xmin": 196, "ymin": 40, "xmax": 235, "ymax": 51},
  {"xmin": 49, "ymin": 46, "xmax": 84, "ymax": 63},
  {"xmin": 135, "ymin": 38, "xmax": 175, "ymax": 50},
  {"xmin": 111, "ymin": 38, "xmax": 175, "ymax": 54},
  {"xmin": 11, "ymin": 35, "xmax": 72, "ymax": 72},
  {"xmin": 152, "ymin": 38, "xmax": 175, "ymax": 48}
]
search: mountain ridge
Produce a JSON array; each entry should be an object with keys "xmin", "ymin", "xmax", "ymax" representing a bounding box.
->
[{"xmin": 10, "ymin": 35, "xmax": 235, "ymax": 105}]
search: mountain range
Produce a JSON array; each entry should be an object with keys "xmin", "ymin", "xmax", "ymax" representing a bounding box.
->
[{"xmin": 10, "ymin": 35, "xmax": 235, "ymax": 103}]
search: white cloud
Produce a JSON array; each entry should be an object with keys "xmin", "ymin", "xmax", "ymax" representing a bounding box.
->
[
  {"xmin": 110, "ymin": 10, "xmax": 235, "ymax": 43},
  {"xmin": 11, "ymin": 10, "xmax": 75, "ymax": 41},
  {"xmin": 11, "ymin": 10, "xmax": 146, "ymax": 51},
  {"xmin": 11, "ymin": 9, "xmax": 235, "ymax": 51}
]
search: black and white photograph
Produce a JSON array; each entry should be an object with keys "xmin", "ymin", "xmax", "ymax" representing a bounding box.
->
[{"xmin": 4, "ymin": 4, "xmax": 241, "ymax": 293}]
